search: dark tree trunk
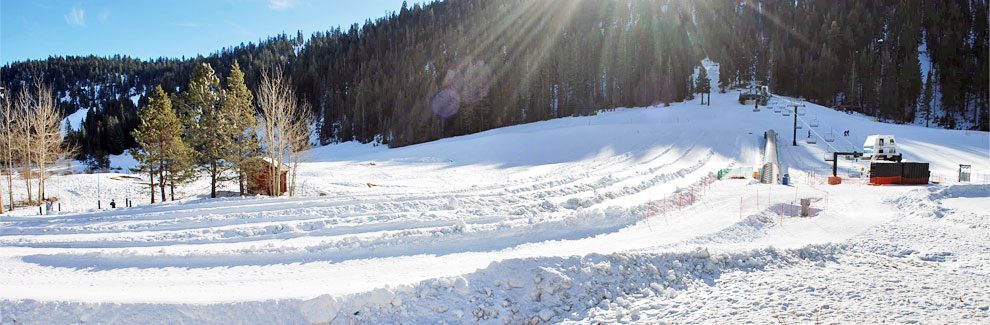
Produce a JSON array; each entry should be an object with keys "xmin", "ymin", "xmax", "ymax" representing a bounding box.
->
[
  {"xmin": 210, "ymin": 162, "xmax": 217, "ymax": 198},
  {"xmin": 149, "ymin": 169, "xmax": 155, "ymax": 204},
  {"xmin": 159, "ymin": 161, "xmax": 166, "ymax": 203}
]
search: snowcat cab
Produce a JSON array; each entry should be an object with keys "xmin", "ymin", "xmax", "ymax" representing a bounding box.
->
[{"xmin": 862, "ymin": 135, "xmax": 902, "ymax": 162}]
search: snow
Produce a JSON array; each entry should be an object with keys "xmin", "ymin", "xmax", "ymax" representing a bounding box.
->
[
  {"xmin": 60, "ymin": 108, "xmax": 89, "ymax": 134},
  {"xmin": 2, "ymin": 88, "xmax": 989, "ymax": 323},
  {"xmin": 941, "ymin": 197, "xmax": 990, "ymax": 215},
  {"xmin": 108, "ymin": 152, "xmax": 140, "ymax": 172}
]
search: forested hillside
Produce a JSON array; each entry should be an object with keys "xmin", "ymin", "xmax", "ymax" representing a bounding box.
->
[{"xmin": 1, "ymin": 0, "xmax": 986, "ymax": 162}]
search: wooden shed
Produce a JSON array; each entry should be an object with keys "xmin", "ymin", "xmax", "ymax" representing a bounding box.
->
[{"xmin": 244, "ymin": 157, "xmax": 288, "ymax": 196}]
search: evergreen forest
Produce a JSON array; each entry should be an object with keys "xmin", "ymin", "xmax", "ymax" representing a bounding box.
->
[{"xmin": 1, "ymin": 0, "xmax": 986, "ymax": 163}]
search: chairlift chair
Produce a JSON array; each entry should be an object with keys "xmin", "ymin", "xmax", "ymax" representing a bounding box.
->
[
  {"xmin": 782, "ymin": 109, "xmax": 791, "ymax": 116},
  {"xmin": 798, "ymin": 109, "xmax": 807, "ymax": 116},
  {"xmin": 824, "ymin": 152, "xmax": 835, "ymax": 162},
  {"xmin": 824, "ymin": 132, "xmax": 835, "ymax": 143},
  {"xmin": 807, "ymin": 137, "xmax": 818, "ymax": 144},
  {"xmin": 810, "ymin": 119, "xmax": 820, "ymax": 127}
]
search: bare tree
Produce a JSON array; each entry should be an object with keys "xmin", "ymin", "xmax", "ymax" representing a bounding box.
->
[
  {"xmin": 31, "ymin": 80, "xmax": 72, "ymax": 202},
  {"xmin": 286, "ymin": 103, "xmax": 312, "ymax": 197},
  {"xmin": 1, "ymin": 81, "xmax": 75, "ymax": 208},
  {"xmin": 0, "ymin": 88, "xmax": 9, "ymax": 213},
  {"xmin": 256, "ymin": 66, "xmax": 311, "ymax": 197},
  {"xmin": 12, "ymin": 87, "xmax": 35, "ymax": 205}
]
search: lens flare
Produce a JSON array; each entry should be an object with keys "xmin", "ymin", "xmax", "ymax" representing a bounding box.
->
[
  {"xmin": 430, "ymin": 57, "xmax": 493, "ymax": 119},
  {"xmin": 443, "ymin": 57, "xmax": 493, "ymax": 104},
  {"xmin": 430, "ymin": 89, "xmax": 461, "ymax": 119}
]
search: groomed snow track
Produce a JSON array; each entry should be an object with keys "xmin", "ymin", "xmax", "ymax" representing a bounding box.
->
[{"xmin": 2, "ymin": 82, "xmax": 988, "ymax": 323}]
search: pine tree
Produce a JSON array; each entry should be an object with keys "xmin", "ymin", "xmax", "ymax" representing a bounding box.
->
[
  {"xmin": 921, "ymin": 71, "xmax": 934, "ymax": 127},
  {"xmin": 3, "ymin": 0, "xmax": 987, "ymax": 149},
  {"xmin": 222, "ymin": 61, "xmax": 260, "ymax": 196},
  {"xmin": 717, "ymin": 49, "xmax": 733, "ymax": 93},
  {"xmin": 164, "ymin": 137, "xmax": 197, "ymax": 201},
  {"xmin": 695, "ymin": 66, "xmax": 711, "ymax": 104},
  {"xmin": 131, "ymin": 85, "xmax": 184, "ymax": 204},
  {"xmin": 184, "ymin": 63, "xmax": 231, "ymax": 198}
]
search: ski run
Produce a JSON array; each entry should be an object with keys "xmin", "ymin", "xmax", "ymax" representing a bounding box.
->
[{"xmin": 2, "ymin": 87, "xmax": 988, "ymax": 323}]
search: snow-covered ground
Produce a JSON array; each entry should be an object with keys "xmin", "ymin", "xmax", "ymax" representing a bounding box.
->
[
  {"xmin": 2, "ymin": 88, "xmax": 988, "ymax": 323},
  {"xmin": 60, "ymin": 107, "xmax": 89, "ymax": 135}
]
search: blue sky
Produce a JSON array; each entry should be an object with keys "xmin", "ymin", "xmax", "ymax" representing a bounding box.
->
[{"xmin": 1, "ymin": 0, "xmax": 419, "ymax": 65}]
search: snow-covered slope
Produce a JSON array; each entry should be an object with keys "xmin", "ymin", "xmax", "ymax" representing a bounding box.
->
[
  {"xmin": 60, "ymin": 107, "xmax": 89, "ymax": 135},
  {"xmin": 2, "ymin": 90, "xmax": 988, "ymax": 323}
]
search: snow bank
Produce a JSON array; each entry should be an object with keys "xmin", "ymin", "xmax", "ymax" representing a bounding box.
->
[{"xmin": 3, "ymin": 245, "xmax": 843, "ymax": 324}]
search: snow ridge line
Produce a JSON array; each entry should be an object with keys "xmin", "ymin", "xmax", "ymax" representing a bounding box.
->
[
  {"xmin": 887, "ymin": 185, "xmax": 989, "ymax": 219},
  {"xmin": 1, "ymin": 147, "xmax": 705, "ymax": 240},
  {"xmin": 19, "ymin": 159, "xmax": 722, "ymax": 269},
  {"xmin": 17, "ymin": 202, "xmax": 652, "ymax": 269},
  {"xmin": 4, "ymin": 150, "xmax": 717, "ymax": 250},
  {"xmin": 2, "ymin": 244, "xmax": 845, "ymax": 324},
  {"xmin": 502, "ymin": 143, "xmax": 694, "ymax": 197},
  {"xmin": 886, "ymin": 185, "xmax": 990, "ymax": 230},
  {"xmin": 644, "ymin": 173, "xmax": 719, "ymax": 222},
  {"xmin": 324, "ymin": 245, "xmax": 845, "ymax": 324},
  {"xmin": 440, "ymin": 143, "xmax": 679, "ymax": 197},
  {"xmin": 500, "ymin": 144, "xmax": 683, "ymax": 195},
  {"xmin": 560, "ymin": 150, "xmax": 715, "ymax": 210}
]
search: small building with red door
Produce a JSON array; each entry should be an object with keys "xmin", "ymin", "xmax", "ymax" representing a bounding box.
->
[{"xmin": 244, "ymin": 157, "xmax": 288, "ymax": 196}]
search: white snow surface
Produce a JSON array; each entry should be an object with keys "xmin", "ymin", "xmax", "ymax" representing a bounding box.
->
[
  {"xmin": 60, "ymin": 108, "xmax": 90, "ymax": 134},
  {"xmin": 2, "ymin": 90, "xmax": 989, "ymax": 323},
  {"xmin": 108, "ymin": 152, "xmax": 140, "ymax": 172}
]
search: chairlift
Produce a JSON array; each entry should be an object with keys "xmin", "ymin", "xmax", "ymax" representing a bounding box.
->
[
  {"xmin": 824, "ymin": 132, "xmax": 835, "ymax": 143},
  {"xmin": 810, "ymin": 118, "xmax": 820, "ymax": 127},
  {"xmin": 798, "ymin": 109, "xmax": 807, "ymax": 116},
  {"xmin": 796, "ymin": 123, "xmax": 803, "ymax": 129},
  {"xmin": 774, "ymin": 106, "xmax": 782, "ymax": 113},
  {"xmin": 824, "ymin": 152, "xmax": 835, "ymax": 162},
  {"xmin": 782, "ymin": 109, "xmax": 791, "ymax": 116},
  {"xmin": 807, "ymin": 137, "xmax": 818, "ymax": 144}
]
